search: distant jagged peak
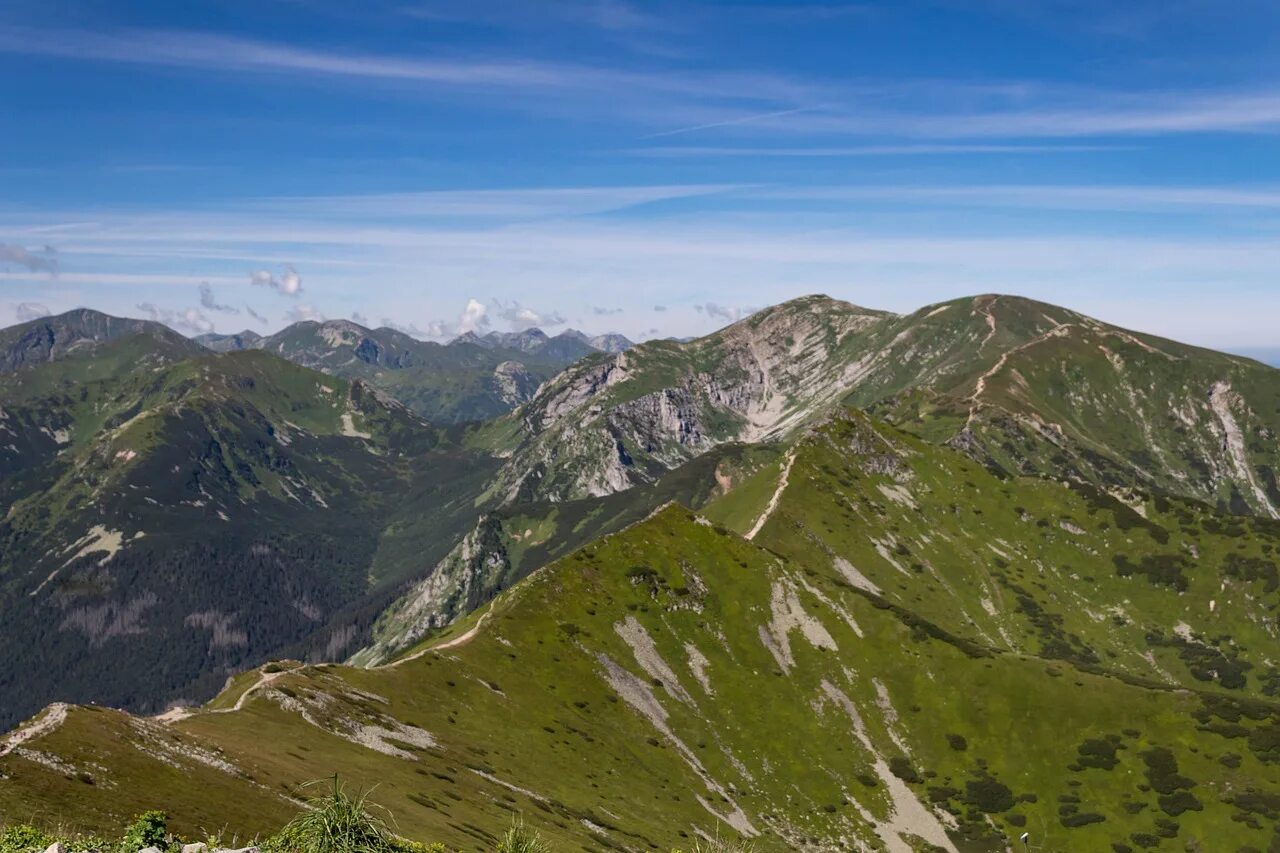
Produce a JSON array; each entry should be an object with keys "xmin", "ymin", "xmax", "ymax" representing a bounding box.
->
[
  {"xmin": 589, "ymin": 332, "xmax": 633, "ymax": 353},
  {"xmin": 451, "ymin": 330, "xmax": 491, "ymax": 348},
  {"xmin": 448, "ymin": 326, "xmax": 631, "ymax": 355},
  {"xmin": 194, "ymin": 329, "xmax": 263, "ymax": 352},
  {"xmin": 316, "ymin": 318, "xmax": 372, "ymax": 348}
]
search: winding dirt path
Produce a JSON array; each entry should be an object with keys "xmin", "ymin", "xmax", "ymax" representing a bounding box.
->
[
  {"xmin": 0, "ymin": 703, "xmax": 68, "ymax": 757},
  {"xmin": 384, "ymin": 603, "xmax": 495, "ymax": 669},
  {"xmin": 746, "ymin": 452, "xmax": 796, "ymax": 540}
]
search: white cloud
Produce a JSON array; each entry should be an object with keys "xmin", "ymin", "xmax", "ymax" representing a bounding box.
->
[
  {"xmin": 592, "ymin": 305, "xmax": 624, "ymax": 315},
  {"xmin": 15, "ymin": 301, "xmax": 51, "ymax": 321},
  {"xmin": 250, "ymin": 264, "xmax": 303, "ymax": 296},
  {"xmin": 285, "ymin": 304, "xmax": 324, "ymax": 323},
  {"xmin": 458, "ymin": 298, "xmax": 489, "ymax": 334},
  {"xmin": 1, "ymin": 244, "xmax": 58, "ymax": 275},
  {"xmin": 493, "ymin": 300, "xmax": 566, "ymax": 330},
  {"xmin": 245, "ymin": 305, "xmax": 269, "ymax": 325},
  {"xmin": 198, "ymin": 281, "xmax": 239, "ymax": 313},
  {"xmin": 351, "ymin": 311, "xmax": 370, "ymax": 326}
]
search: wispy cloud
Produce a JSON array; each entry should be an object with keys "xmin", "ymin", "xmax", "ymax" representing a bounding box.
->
[
  {"xmin": 493, "ymin": 300, "xmax": 566, "ymax": 330},
  {"xmin": 760, "ymin": 90, "xmax": 1280, "ymax": 138},
  {"xmin": 7, "ymin": 22, "xmax": 1280, "ymax": 143},
  {"xmin": 757, "ymin": 183, "xmax": 1280, "ymax": 211},
  {"xmin": 15, "ymin": 301, "xmax": 51, "ymax": 322},
  {"xmin": 0, "ymin": 25, "xmax": 809, "ymax": 108},
  {"xmin": 641, "ymin": 107, "xmax": 821, "ymax": 139},
  {"xmin": 0, "ymin": 243, "xmax": 58, "ymax": 275},
  {"xmin": 136, "ymin": 302, "xmax": 215, "ymax": 334},
  {"xmin": 250, "ymin": 185, "xmax": 737, "ymax": 220},
  {"xmin": 198, "ymin": 281, "xmax": 240, "ymax": 313},
  {"xmin": 632, "ymin": 143, "xmax": 1135, "ymax": 157},
  {"xmin": 694, "ymin": 302, "xmax": 752, "ymax": 323}
]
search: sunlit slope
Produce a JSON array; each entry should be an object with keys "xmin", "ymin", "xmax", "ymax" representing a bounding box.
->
[
  {"xmin": 717, "ymin": 409, "xmax": 1280, "ymax": 700},
  {"xmin": 868, "ymin": 295, "xmax": 1280, "ymax": 518}
]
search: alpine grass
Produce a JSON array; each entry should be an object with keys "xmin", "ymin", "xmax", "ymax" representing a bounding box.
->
[
  {"xmin": 268, "ymin": 777, "xmax": 394, "ymax": 853},
  {"xmin": 494, "ymin": 819, "xmax": 549, "ymax": 853}
]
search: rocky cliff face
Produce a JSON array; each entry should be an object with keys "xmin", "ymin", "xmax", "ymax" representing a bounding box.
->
[{"xmin": 487, "ymin": 295, "xmax": 891, "ymax": 503}]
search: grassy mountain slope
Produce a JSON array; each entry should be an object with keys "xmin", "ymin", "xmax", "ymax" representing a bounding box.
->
[
  {"xmin": 865, "ymin": 295, "xmax": 1280, "ymax": 519},
  {"xmin": 0, "ymin": 336, "xmax": 496, "ymax": 729},
  {"xmin": 6, "ymin": 411, "xmax": 1280, "ymax": 852}
]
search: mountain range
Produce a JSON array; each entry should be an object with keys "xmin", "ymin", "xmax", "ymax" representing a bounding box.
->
[
  {"xmin": 196, "ymin": 321, "xmax": 631, "ymax": 424},
  {"xmin": 2, "ymin": 294, "xmax": 1279, "ymax": 852}
]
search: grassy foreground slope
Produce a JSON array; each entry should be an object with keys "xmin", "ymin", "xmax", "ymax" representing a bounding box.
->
[{"xmin": 6, "ymin": 412, "xmax": 1280, "ymax": 852}]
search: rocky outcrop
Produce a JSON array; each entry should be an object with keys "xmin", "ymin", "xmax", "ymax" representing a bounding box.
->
[{"xmin": 349, "ymin": 516, "xmax": 511, "ymax": 666}]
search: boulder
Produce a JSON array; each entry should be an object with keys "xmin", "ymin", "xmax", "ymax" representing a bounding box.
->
[
  {"xmin": 43, "ymin": 843, "xmax": 67, "ymax": 853},
  {"xmin": 182, "ymin": 845, "xmax": 209, "ymax": 853}
]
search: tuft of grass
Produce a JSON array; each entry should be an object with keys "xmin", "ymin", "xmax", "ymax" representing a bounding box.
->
[
  {"xmin": 494, "ymin": 819, "xmax": 549, "ymax": 853},
  {"xmin": 672, "ymin": 836, "xmax": 755, "ymax": 853},
  {"xmin": 266, "ymin": 778, "xmax": 395, "ymax": 853}
]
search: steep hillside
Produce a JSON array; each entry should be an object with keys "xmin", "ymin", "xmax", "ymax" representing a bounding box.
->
[
  {"xmin": 0, "ymin": 335, "xmax": 496, "ymax": 729},
  {"xmin": 354, "ymin": 442, "xmax": 782, "ymax": 664},
  {"xmin": 201, "ymin": 320, "xmax": 609, "ymax": 424},
  {"xmin": 863, "ymin": 295, "xmax": 1280, "ymax": 520},
  {"xmin": 5, "ymin": 412, "xmax": 1280, "ymax": 852},
  {"xmin": 473, "ymin": 294, "xmax": 1280, "ymax": 521}
]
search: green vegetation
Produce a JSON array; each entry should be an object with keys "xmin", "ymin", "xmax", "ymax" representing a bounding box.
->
[
  {"xmin": 491, "ymin": 820, "xmax": 547, "ymax": 853},
  {"xmin": 8, "ymin": 406, "xmax": 1280, "ymax": 849},
  {"xmin": 0, "ymin": 330, "xmax": 498, "ymax": 728},
  {"xmin": 7, "ymin": 296, "xmax": 1280, "ymax": 851}
]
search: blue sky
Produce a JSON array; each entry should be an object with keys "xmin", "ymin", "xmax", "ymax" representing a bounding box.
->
[{"xmin": 2, "ymin": 0, "xmax": 1280, "ymax": 350}]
